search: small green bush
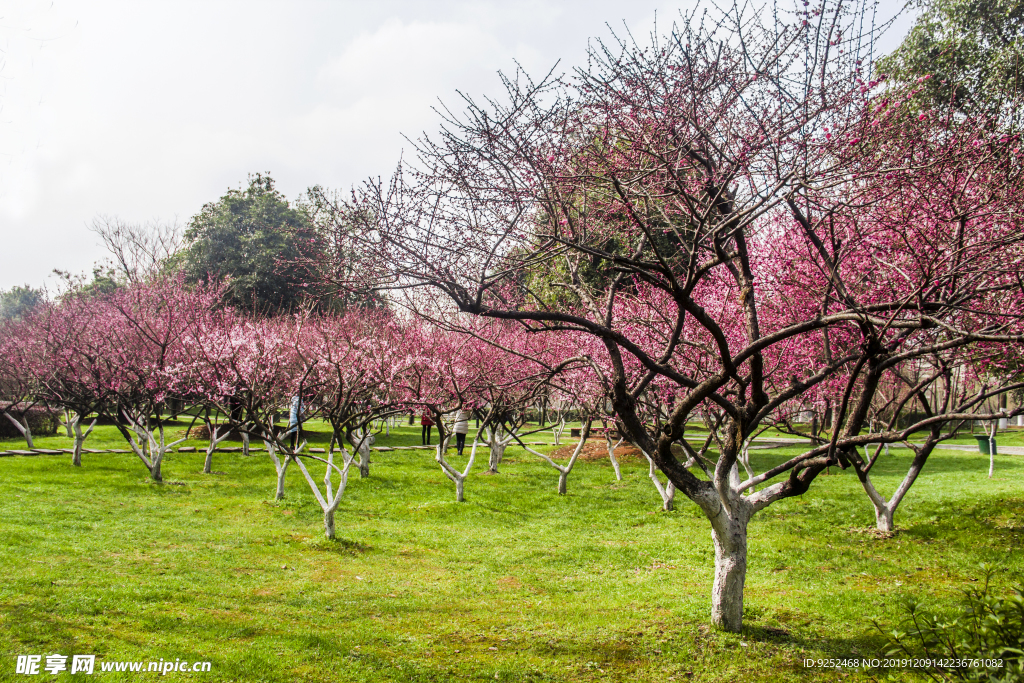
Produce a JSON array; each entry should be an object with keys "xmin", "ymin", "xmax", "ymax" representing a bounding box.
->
[
  {"xmin": 876, "ymin": 566, "xmax": 1024, "ymax": 682},
  {"xmin": 0, "ymin": 405, "xmax": 58, "ymax": 439}
]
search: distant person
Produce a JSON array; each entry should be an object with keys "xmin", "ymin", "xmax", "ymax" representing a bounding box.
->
[
  {"xmin": 421, "ymin": 413, "xmax": 434, "ymax": 445},
  {"xmin": 453, "ymin": 408, "xmax": 471, "ymax": 456}
]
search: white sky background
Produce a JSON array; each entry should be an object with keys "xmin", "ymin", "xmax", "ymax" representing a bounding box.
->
[{"xmin": 0, "ymin": 0, "xmax": 914, "ymax": 291}]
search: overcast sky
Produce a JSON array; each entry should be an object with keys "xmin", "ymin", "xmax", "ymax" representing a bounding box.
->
[{"xmin": 0, "ymin": 0, "xmax": 914, "ymax": 291}]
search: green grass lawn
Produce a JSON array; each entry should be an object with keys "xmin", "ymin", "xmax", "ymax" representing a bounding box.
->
[{"xmin": 1, "ymin": 423, "xmax": 1022, "ymax": 681}]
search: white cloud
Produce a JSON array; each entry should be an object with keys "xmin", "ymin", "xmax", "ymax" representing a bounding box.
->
[{"xmin": 0, "ymin": 0, "xmax": 912, "ymax": 291}]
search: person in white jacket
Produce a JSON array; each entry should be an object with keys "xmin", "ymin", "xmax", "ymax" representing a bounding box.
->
[{"xmin": 453, "ymin": 408, "xmax": 471, "ymax": 456}]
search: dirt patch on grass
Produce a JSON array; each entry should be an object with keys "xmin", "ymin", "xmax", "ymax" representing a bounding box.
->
[
  {"xmin": 496, "ymin": 576, "xmax": 522, "ymax": 590},
  {"xmin": 548, "ymin": 439, "xmax": 689, "ymax": 461},
  {"xmin": 847, "ymin": 526, "xmax": 897, "ymax": 539}
]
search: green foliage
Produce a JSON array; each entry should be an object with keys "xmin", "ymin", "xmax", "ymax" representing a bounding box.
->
[
  {"xmin": 0, "ymin": 285, "xmax": 44, "ymax": 320},
  {"xmin": 877, "ymin": 566, "xmax": 1024, "ymax": 681},
  {"xmin": 52, "ymin": 264, "xmax": 125, "ymax": 301},
  {"xmin": 0, "ymin": 407, "xmax": 58, "ymax": 439},
  {"xmin": 175, "ymin": 174, "xmax": 322, "ymax": 313},
  {"xmin": 879, "ymin": 0, "xmax": 1024, "ymax": 115},
  {"xmin": 519, "ymin": 211, "xmax": 695, "ymax": 309}
]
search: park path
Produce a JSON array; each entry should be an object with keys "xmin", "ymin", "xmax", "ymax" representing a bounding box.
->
[{"xmin": 707, "ymin": 434, "xmax": 1024, "ymax": 456}]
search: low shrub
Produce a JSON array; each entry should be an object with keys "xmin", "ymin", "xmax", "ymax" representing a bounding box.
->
[
  {"xmin": 876, "ymin": 566, "xmax": 1024, "ymax": 682},
  {"xmin": 0, "ymin": 404, "xmax": 59, "ymax": 439}
]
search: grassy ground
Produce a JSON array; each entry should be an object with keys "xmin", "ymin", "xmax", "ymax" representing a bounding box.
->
[{"xmin": 0, "ymin": 423, "xmax": 1022, "ymax": 682}]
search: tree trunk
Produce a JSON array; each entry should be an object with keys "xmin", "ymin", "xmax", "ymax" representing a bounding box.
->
[
  {"xmin": 4, "ymin": 412, "xmax": 34, "ymax": 449},
  {"xmin": 151, "ymin": 458, "xmax": 163, "ymax": 483},
  {"xmin": 552, "ymin": 419, "xmax": 565, "ymax": 445},
  {"xmin": 874, "ymin": 505, "xmax": 894, "ymax": 533},
  {"xmin": 606, "ymin": 436, "xmax": 623, "ymax": 481},
  {"xmin": 324, "ymin": 509, "xmax": 336, "ymax": 539},
  {"xmin": 855, "ymin": 442, "xmax": 931, "ymax": 533},
  {"xmin": 276, "ymin": 465, "xmax": 287, "ymax": 500},
  {"xmin": 436, "ymin": 435, "xmax": 475, "ymax": 502},
  {"xmin": 70, "ymin": 418, "xmax": 95, "ymax": 467},
  {"xmin": 265, "ymin": 441, "xmax": 290, "ymax": 500},
  {"xmin": 609, "ymin": 453, "xmax": 622, "ymax": 481},
  {"xmin": 987, "ymin": 423, "xmax": 995, "ymax": 479},
  {"xmin": 709, "ymin": 507, "xmax": 750, "ymax": 632},
  {"xmin": 204, "ymin": 447, "xmax": 214, "ymax": 474},
  {"xmin": 527, "ymin": 420, "xmax": 588, "ymax": 495},
  {"xmin": 487, "ymin": 439, "xmax": 505, "ymax": 473},
  {"xmin": 348, "ymin": 430, "xmax": 373, "ymax": 478},
  {"xmin": 643, "ymin": 449, "xmax": 676, "ymax": 511}
]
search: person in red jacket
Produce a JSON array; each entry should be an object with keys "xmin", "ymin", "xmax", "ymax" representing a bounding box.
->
[{"xmin": 420, "ymin": 413, "xmax": 434, "ymax": 445}]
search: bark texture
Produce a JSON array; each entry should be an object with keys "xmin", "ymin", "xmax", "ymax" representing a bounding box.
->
[{"xmin": 709, "ymin": 502, "xmax": 751, "ymax": 632}]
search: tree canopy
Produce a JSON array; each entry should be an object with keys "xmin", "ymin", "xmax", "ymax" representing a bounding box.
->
[
  {"xmin": 879, "ymin": 0, "xmax": 1024, "ymax": 114},
  {"xmin": 0, "ymin": 285, "xmax": 44, "ymax": 321},
  {"xmin": 175, "ymin": 174, "xmax": 321, "ymax": 313}
]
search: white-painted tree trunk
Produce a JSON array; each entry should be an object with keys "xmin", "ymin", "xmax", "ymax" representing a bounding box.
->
[
  {"xmin": 641, "ymin": 449, "xmax": 676, "ymax": 511},
  {"xmin": 121, "ymin": 418, "xmax": 187, "ymax": 483},
  {"xmin": 988, "ymin": 422, "xmax": 997, "ymax": 478},
  {"xmin": 348, "ymin": 428, "xmax": 374, "ymax": 478},
  {"xmin": 551, "ymin": 417, "xmax": 566, "ymax": 445},
  {"xmin": 861, "ymin": 473, "xmax": 898, "ymax": 533},
  {"xmin": 526, "ymin": 421, "xmax": 590, "ymax": 495},
  {"xmin": 605, "ymin": 435, "xmax": 623, "ymax": 481},
  {"xmin": 71, "ymin": 416, "xmax": 97, "ymax": 467},
  {"xmin": 3, "ymin": 411, "xmax": 34, "ymax": 449},
  {"xmin": 484, "ymin": 424, "xmax": 513, "ymax": 473},
  {"xmin": 875, "ymin": 505, "xmax": 894, "ymax": 533},
  {"xmin": 292, "ymin": 444, "xmax": 352, "ymax": 539},
  {"xmin": 855, "ymin": 450, "xmax": 929, "ymax": 533},
  {"xmin": 241, "ymin": 428, "xmax": 251, "ymax": 457},
  {"xmin": 203, "ymin": 423, "xmax": 231, "ymax": 474},
  {"xmin": 709, "ymin": 502, "xmax": 751, "ymax": 632},
  {"xmin": 435, "ymin": 435, "xmax": 477, "ymax": 502},
  {"xmin": 60, "ymin": 409, "xmax": 75, "ymax": 438},
  {"xmin": 266, "ymin": 441, "xmax": 290, "ymax": 500}
]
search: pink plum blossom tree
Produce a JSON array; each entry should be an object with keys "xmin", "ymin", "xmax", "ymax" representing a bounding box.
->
[
  {"xmin": 330, "ymin": 2, "xmax": 1024, "ymax": 631},
  {"xmin": 101, "ymin": 277, "xmax": 223, "ymax": 482},
  {"xmin": 32, "ymin": 298, "xmax": 119, "ymax": 466}
]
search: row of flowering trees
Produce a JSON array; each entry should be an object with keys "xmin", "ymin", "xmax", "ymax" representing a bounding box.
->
[{"xmin": 0, "ymin": 277, "xmax": 631, "ymax": 531}]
